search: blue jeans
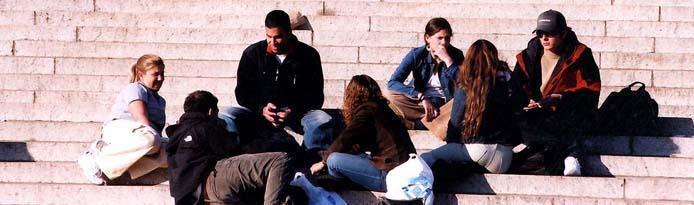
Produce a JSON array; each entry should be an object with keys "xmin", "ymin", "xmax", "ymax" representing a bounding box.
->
[
  {"xmin": 326, "ymin": 152, "xmax": 387, "ymax": 191},
  {"xmin": 218, "ymin": 106, "xmax": 334, "ymax": 150}
]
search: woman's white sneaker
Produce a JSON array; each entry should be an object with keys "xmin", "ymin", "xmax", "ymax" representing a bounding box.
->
[{"xmin": 77, "ymin": 141, "xmax": 105, "ymax": 185}]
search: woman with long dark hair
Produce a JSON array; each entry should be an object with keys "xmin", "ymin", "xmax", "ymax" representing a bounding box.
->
[
  {"xmin": 310, "ymin": 75, "xmax": 416, "ymax": 191},
  {"xmin": 420, "ymin": 40, "xmax": 521, "ymax": 174}
]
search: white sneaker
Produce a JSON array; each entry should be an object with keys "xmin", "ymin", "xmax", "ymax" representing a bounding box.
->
[
  {"xmin": 77, "ymin": 141, "xmax": 105, "ymax": 185},
  {"xmin": 563, "ymin": 156, "xmax": 582, "ymax": 176}
]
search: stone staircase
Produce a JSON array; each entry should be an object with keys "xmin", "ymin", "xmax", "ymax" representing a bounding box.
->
[{"xmin": 1, "ymin": 0, "xmax": 693, "ymax": 204}]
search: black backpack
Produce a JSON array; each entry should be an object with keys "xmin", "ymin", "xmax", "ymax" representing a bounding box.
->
[{"xmin": 597, "ymin": 82, "xmax": 659, "ymax": 135}]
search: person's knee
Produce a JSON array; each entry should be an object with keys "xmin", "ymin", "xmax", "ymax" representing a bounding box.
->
[
  {"xmin": 301, "ymin": 110, "xmax": 332, "ymax": 127},
  {"xmin": 219, "ymin": 106, "xmax": 251, "ymax": 119},
  {"xmin": 325, "ymin": 152, "xmax": 347, "ymax": 173},
  {"xmin": 420, "ymin": 152, "xmax": 435, "ymax": 167},
  {"xmin": 218, "ymin": 106, "xmax": 252, "ymax": 133}
]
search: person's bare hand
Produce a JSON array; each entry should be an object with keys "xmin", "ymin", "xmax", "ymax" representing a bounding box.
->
[
  {"xmin": 422, "ymin": 98, "xmax": 439, "ymax": 122},
  {"xmin": 433, "ymin": 45, "xmax": 453, "ymax": 66},
  {"xmin": 310, "ymin": 162, "xmax": 326, "ymax": 175},
  {"xmin": 275, "ymin": 108, "xmax": 292, "ymax": 124},
  {"xmin": 523, "ymin": 99, "xmax": 540, "ymax": 111},
  {"xmin": 262, "ymin": 103, "xmax": 279, "ymax": 126}
]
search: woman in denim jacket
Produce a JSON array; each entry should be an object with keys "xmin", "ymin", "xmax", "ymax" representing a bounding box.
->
[{"xmin": 386, "ymin": 17, "xmax": 464, "ymax": 139}]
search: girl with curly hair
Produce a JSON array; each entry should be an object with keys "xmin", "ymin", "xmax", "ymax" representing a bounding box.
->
[{"xmin": 310, "ymin": 75, "xmax": 416, "ymax": 191}]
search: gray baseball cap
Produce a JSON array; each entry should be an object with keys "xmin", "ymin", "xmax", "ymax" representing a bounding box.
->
[{"xmin": 533, "ymin": 9, "xmax": 567, "ymax": 34}]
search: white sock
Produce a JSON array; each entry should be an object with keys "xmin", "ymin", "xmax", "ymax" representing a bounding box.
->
[{"xmin": 563, "ymin": 156, "xmax": 581, "ymax": 176}]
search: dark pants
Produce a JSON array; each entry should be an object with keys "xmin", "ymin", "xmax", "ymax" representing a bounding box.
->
[
  {"xmin": 509, "ymin": 117, "xmax": 586, "ymax": 175},
  {"xmin": 205, "ymin": 152, "xmax": 293, "ymax": 205}
]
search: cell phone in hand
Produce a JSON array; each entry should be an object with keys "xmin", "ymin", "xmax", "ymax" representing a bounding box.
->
[{"xmin": 271, "ymin": 106, "xmax": 290, "ymax": 113}]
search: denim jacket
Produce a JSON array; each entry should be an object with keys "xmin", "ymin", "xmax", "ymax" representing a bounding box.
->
[{"xmin": 387, "ymin": 45, "xmax": 464, "ymax": 104}]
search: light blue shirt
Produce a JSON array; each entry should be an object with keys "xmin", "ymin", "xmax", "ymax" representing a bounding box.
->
[{"xmin": 106, "ymin": 82, "xmax": 166, "ymax": 133}]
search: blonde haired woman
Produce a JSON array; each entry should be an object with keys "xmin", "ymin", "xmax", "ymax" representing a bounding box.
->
[{"xmin": 78, "ymin": 54, "xmax": 168, "ymax": 185}]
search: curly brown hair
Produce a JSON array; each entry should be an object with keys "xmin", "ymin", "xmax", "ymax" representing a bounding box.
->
[
  {"xmin": 342, "ymin": 75, "xmax": 387, "ymax": 123},
  {"xmin": 457, "ymin": 39, "xmax": 508, "ymax": 139}
]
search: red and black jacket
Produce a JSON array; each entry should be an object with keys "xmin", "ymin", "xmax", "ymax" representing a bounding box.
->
[{"xmin": 512, "ymin": 29, "xmax": 601, "ymax": 135}]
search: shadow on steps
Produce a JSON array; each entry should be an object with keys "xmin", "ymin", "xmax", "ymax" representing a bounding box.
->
[
  {"xmin": 0, "ymin": 142, "xmax": 34, "ymax": 162},
  {"xmin": 105, "ymin": 168, "xmax": 168, "ymax": 185}
]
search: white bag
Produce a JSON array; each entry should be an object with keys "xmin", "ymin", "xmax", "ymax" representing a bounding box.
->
[
  {"xmin": 384, "ymin": 154, "xmax": 434, "ymax": 205},
  {"xmin": 290, "ymin": 172, "xmax": 347, "ymax": 205}
]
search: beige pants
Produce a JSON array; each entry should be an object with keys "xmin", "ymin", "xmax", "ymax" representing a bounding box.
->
[
  {"xmin": 387, "ymin": 92, "xmax": 453, "ymax": 140},
  {"xmin": 95, "ymin": 119, "xmax": 168, "ymax": 179},
  {"xmin": 422, "ymin": 143, "xmax": 513, "ymax": 174}
]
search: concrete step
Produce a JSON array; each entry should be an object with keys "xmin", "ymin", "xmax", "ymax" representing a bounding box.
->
[
  {"xmin": 408, "ymin": 130, "xmax": 694, "ymax": 157},
  {"xmin": 2, "ymin": 142, "xmax": 692, "ymax": 178},
  {"xmin": 36, "ymin": 11, "xmax": 265, "ymax": 29},
  {"xmin": 0, "ymin": 74, "xmax": 345, "ymax": 95},
  {"xmin": 582, "ymin": 155, "xmax": 694, "ymax": 178},
  {"xmin": 339, "ymin": 191, "xmax": 694, "ymax": 205},
  {"xmin": 0, "ymin": 56, "xmax": 397, "ymax": 80},
  {"xmin": 0, "ymin": 25, "xmax": 76, "ymax": 41},
  {"xmin": 0, "ymin": 0, "xmax": 93, "ymax": 12},
  {"xmin": 0, "ymin": 162, "xmax": 168, "ymax": 185},
  {"xmin": 0, "ymin": 162, "xmax": 691, "ymax": 201},
  {"xmin": 88, "ymin": 1, "xmax": 666, "ymax": 21},
  {"xmin": 312, "ymin": 31, "xmax": 656, "ymax": 53},
  {"xmin": 1, "ymin": 86, "xmax": 693, "ymax": 121},
  {"xmin": 76, "ymin": 26, "xmax": 314, "ymax": 46},
  {"xmin": 13, "ymin": 40, "xmax": 246, "ymax": 61},
  {"xmin": 94, "ymin": 0, "xmax": 324, "ymax": 16},
  {"xmin": 661, "ymin": 105, "xmax": 694, "ymax": 119},
  {"xmin": 0, "ymin": 96, "xmax": 344, "ymax": 123},
  {"xmin": 367, "ymin": 16, "xmax": 605, "ymax": 36},
  {"xmin": 368, "ymin": 16, "xmax": 694, "ymax": 38},
  {"xmin": 30, "ymin": 11, "xmax": 693, "ymax": 39},
  {"xmin": 324, "ymin": 2, "xmax": 661, "ymax": 21},
  {"xmin": 0, "ymin": 183, "xmax": 172, "ymax": 205},
  {"xmin": 10, "ymin": 37, "xmax": 693, "ymax": 70},
  {"xmin": 601, "ymin": 52, "xmax": 694, "ymax": 71},
  {"xmin": 600, "ymin": 86, "xmax": 694, "ymax": 107},
  {"xmin": 0, "ymin": 11, "xmax": 34, "ymax": 26},
  {"xmin": 3, "ymin": 120, "xmax": 693, "ymax": 155},
  {"xmin": 1, "ymin": 183, "xmax": 691, "ymax": 205},
  {"xmin": 432, "ymin": 174, "xmax": 693, "ymax": 201}
]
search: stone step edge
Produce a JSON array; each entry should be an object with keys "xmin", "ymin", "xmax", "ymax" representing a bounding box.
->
[{"xmin": 1, "ymin": 182, "xmax": 690, "ymax": 205}]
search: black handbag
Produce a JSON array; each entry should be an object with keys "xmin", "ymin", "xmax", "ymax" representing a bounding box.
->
[{"xmin": 598, "ymin": 82, "xmax": 659, "ymax": 135}]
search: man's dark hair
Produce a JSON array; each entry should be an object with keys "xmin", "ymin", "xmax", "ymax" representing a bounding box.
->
[
  {"xmin": 265, "ymin": 10, "xmax": 291, "ymax": 32},
  {"xmin": 183, "ymin": 90, "xmax": 219, "ymax": 113}
]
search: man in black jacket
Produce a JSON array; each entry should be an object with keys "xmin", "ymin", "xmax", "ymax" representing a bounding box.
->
[
  {"xmin": 218, "ymin": 10, "xmax": 334, "ymax": 154},
  {"xmin": 167, "ymin": 90, "xmax": 293, "ymax": 205}
]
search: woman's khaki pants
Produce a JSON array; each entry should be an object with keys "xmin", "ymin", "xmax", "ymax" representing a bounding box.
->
[{"xmin": 95, "ymin": 119, "xmax": 168, "ymax": 179}]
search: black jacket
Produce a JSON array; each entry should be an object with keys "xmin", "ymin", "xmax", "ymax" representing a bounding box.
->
[
  {"xmin": 447, "ymin": 70, "xmax": 522, "ymax": 146},
  {"xmin": 165, "ymin": 112, "xmax": 241, "ymax": 205},
  {"xmin": 235, "ymin": 34, "xmax": 324, "ymax": 121}
]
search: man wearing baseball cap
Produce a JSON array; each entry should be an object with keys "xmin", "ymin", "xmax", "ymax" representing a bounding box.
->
[{"xmin": 510, "ymin": 10, "xmax": 601, "ymax": 176}]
